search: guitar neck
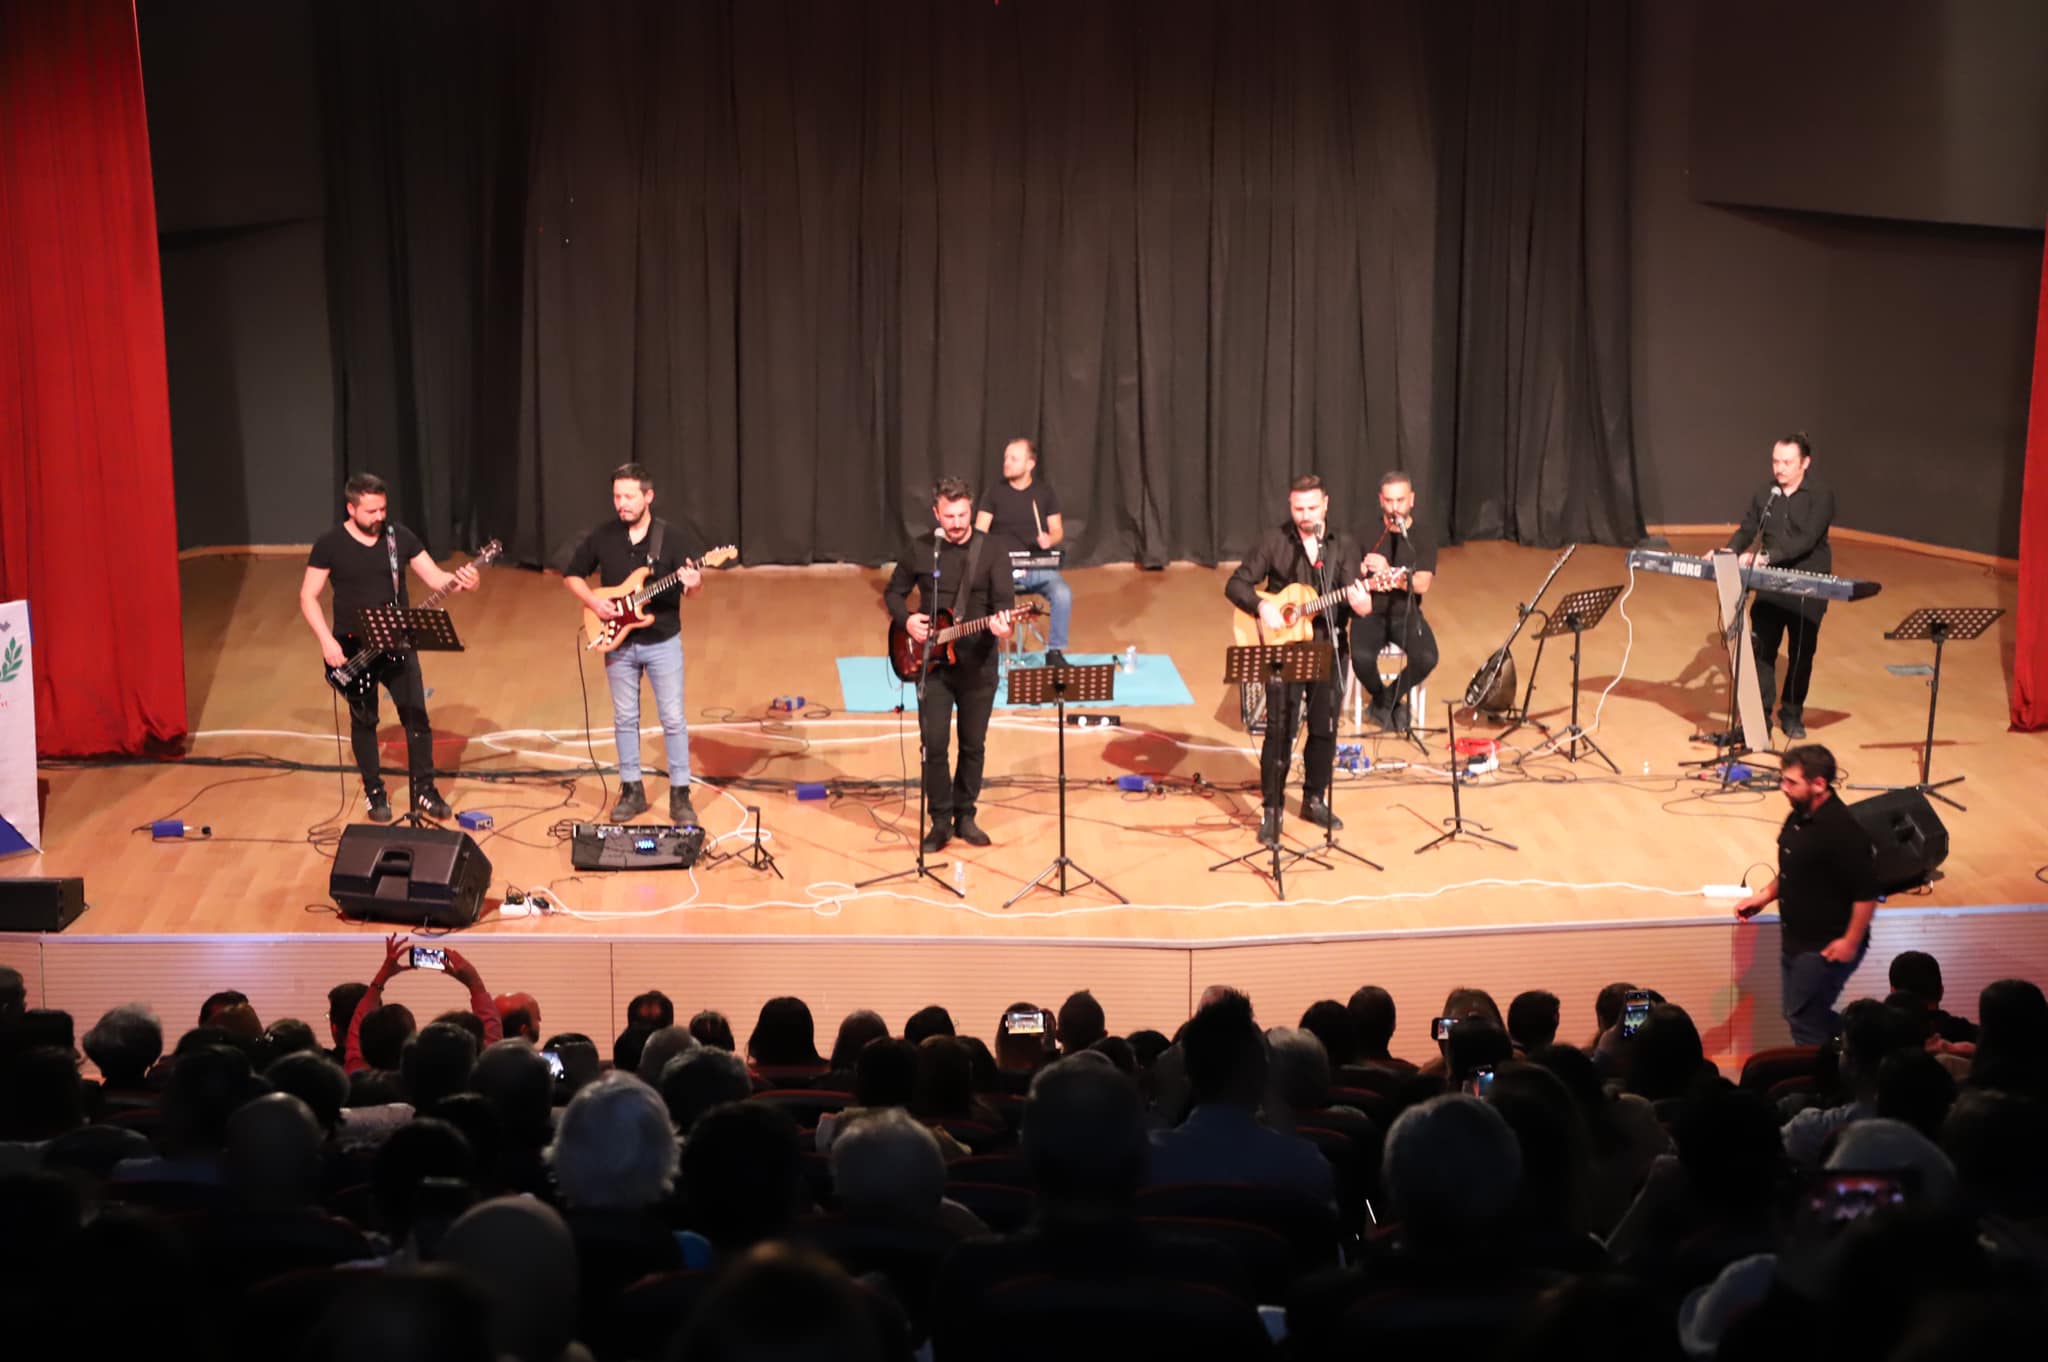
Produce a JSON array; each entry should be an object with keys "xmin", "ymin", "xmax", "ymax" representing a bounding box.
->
[
  {"xmin": 631, "ymin": 564, "xmax": 692, "ymax": 610},
  {"xmin": 937, "ymin": 612, "xmax": 1007, "ymax": 645}
]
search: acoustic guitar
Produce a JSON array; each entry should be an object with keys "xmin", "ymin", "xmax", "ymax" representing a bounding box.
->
[
  {"xmin": 326, "ymin": 540, "xmax": 503, "ymax": 698},
  {"xmin": 581, "ymin": 546, "xmax": 737, "ymax": 653},
  {"xmin": 1232, "ymin": 568, "xmax": 1407, "ymax": 647},
  {"xmin": 888, "ymin": 603, "xmax": 1044, "ymax": 683}
]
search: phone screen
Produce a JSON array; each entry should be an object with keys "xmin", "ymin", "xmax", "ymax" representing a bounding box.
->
[
  {"xmin": 410, "ymin": 946, "xmax": 448, "ymax": 972},
  {"xmin": 1005, "ymin": 1009, "xmax": 1047, "ymax": 1036},
  {"xmin": 541, "ymin": 1048, "xmax": 567, "ymax": 1080},
  {"xmin": 1621, "ymin": 999, "xmax": 1651, "ymax": 1038},
  {"xmin": 1803, "ymin": 1170, "xmax": 1911, "ymax": 1225},
  {"xmin": 1432, "ymin": 1016, "xmax": 1456, "ymax": 1042},
  {"xmin": 1465, "ymin": 1065, "xmax": 1496, "ymax": 1097}
]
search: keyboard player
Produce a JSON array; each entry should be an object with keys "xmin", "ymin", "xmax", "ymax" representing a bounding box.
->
[
  {"xmin": 976, "ymin": 437, "xmax": 1073, "ymax": 666},
  {"xmin": 1725, "ymin": 433, "xmax": 1836, "ymax": 739}
]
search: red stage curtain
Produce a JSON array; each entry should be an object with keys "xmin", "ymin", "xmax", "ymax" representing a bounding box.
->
[
  {"xmin": 0, "ymin": 0, "xmax": 187, "ymax": 755},
  {"xmin": 2015, "ymin": 224, "xmax": 2048, "ymax": 731}
]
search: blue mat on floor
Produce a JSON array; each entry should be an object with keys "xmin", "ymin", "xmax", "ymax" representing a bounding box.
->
[{"xmin": 835, "ymin": 651, "xmax": 1194, "ymax": 713}]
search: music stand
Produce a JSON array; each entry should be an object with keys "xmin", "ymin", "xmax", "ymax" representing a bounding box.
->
[
  {"xmin": 1522, "ymin": 585, "xmax": 1624, "ymax": 774},
  {"xmin": 1210, "ymin": 643, "xmax": 1334, "ymax": 898},
  {"xmin": 353, "ymin": 605, "xmax": 464, "ymax": 827},
  {"xmin": 1002, "ymin": 664, "xmax": 1126, "ymax": 907},
  {"xmin": 1417, "ymin": 700, "xmax": 1517, "ymax": 854},
  {"xmin": 1848, "ymin": 606, "xmax": 2002, "ymax": 812}
]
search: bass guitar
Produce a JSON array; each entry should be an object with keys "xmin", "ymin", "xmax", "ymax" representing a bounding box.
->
[
  {"xmin": 888, "ymin": 602, "xmax": 1045, "ymax": 683},
  {"xmin": 581, "ymin": 546, "xmax": 738, "ymax": 653},
  {"xmin": 326, "ymin": 540, "xmax": 503, "ymax": 699},
  {"xmin": 1232, "ymin": 568, "xmax": 1407, "ymax": 648}
]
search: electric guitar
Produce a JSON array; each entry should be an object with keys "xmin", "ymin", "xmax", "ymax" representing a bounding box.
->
[
  {"xmin": 888, "ymin": 603, "xmax": 1045, "ymax": 683},
  {"xmin": 326, "ymin": 540, "xmax": 503, "ymax": 698},
  {"xmin": 1232, "ymin": 567, "xmax": 1408, "ymax": 647},
  {"xmin": 581, "ymin": 546, "xmax": 737, "ymax": 653}
]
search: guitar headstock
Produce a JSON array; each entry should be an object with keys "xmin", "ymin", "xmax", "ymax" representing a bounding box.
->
[
  {"xmin": 473, "ymin": 539, "xmax": 504, "ymax": 568},
  {"xmin": 1011, "ymin": 602, "xmax": 1047, "ymax": 620},
  {"xmin": 697, "ymin": 545, "xmax": 738, "ymax": 569}
]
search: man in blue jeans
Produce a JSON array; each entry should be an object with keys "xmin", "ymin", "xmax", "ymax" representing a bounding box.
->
[
  {"xmin": 1735, "ymin": 743, "xmax": 1880, "ymax": 1044},
  {"xmin": 975, "ymin": 437, "xmax": 1073, "ymax": 667},
  {"xmin": 562, "ymin": 463, "xmax": 701, "ymax": 825}
]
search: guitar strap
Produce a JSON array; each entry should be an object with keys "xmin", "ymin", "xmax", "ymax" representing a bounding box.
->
[
  {"xmin": 953, "ymin": 530, "xmax": 986, "ymax": 619},
  {"xmin": 646, "ymin": 518, "xmax": 666, "ymax": 568},
  {"xmin": 385, "ymin": 527, "xmax": 404, "ymax": 605}
]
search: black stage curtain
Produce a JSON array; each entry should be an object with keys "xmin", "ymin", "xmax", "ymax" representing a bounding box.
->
[{"xmin": 316, "ymin": 0, "xmax": 1639, "ymax": 565}]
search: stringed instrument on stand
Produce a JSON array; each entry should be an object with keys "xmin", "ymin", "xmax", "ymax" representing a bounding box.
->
[{"xmin": 1462, "ymin": 544, "xmax": 1576, "ymax": 716}]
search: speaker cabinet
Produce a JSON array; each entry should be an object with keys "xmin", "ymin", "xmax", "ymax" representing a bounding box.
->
[
  {"xmin": 1850, "ymin": 789, "xmax": 1950, "ymax": 893},
  {"xmin": 0, "ymin": 877, "xmax": 85, "ymax": 932},
  {"xmin": 329, "ymin": 825, "xmax": 491, "ymax": 928}
]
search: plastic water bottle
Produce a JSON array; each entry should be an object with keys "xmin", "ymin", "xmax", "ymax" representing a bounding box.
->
[
  {"xmin": 952, "ymin": 861, "xmax": 967, "ymax": 892},
  {"xmin": 1641, "ymin": 761, "xmax": 1650, "ymax": 776},
  {"xmin": 1123, "ymin": 644, "xmax": 1138, "ymax": 675}
]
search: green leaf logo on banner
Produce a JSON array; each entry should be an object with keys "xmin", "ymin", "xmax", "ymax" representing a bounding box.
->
[{"xmin": 0, "ymin": 638, "xmax": 20, "ymax": 684}]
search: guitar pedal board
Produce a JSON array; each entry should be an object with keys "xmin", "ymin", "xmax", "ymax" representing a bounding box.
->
[{"xmin": 569, "ymin": 822, "xmax": 707, "ymax": 871}]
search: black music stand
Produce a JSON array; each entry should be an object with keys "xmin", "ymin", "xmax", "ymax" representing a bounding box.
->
[
  {"xmin": 1849, "ymin": 606, "xmax": 2002, "ymax": 812},
  {"xmin": 1210, "ymin": 643, "xmax": 1334, "ymax": 898},
  {"xmin": 353, "ymin": 605, "xmax": 464, "ymax": 826},
  {"xmin": 1523, "ymin": 585, "xmax": 1624, "ymax": 774},
  {"xmin": 1003, "ymin": 664, "xmax": 1126, "ymax": 907},
  {"xmin": 1417, "ymin": 700, "xmax": 1517, "ymax": 854}
]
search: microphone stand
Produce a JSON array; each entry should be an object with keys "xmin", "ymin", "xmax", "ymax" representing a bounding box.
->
[{"xmin": 857, "ymin": 532, "xmax": 962, "ymax": 897}]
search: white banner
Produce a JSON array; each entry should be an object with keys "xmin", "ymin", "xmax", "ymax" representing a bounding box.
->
[{"xmin": 0, "ymin": 600, "xmax": 39, "ymax": 855}]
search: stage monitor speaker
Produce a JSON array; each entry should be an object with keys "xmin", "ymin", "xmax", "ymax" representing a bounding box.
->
[
  {"xmin": 329, "ymin": 825, "xmax": 491, "ymax": 928},
  {"xmin": 0, "ymin": 877, "xmax": 85, "ymax": 932},
  {"xmin": 1850, "ymin": 789, "xmax": 1949, "ymax": 893}
]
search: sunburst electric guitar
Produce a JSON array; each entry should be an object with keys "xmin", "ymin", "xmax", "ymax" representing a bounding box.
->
[
  {"xmin": 1232, "ymin": 567, "xmax": 1408, "ymax": 647},
  {"xmin": 326, "ymin": 540, "xmax": 503, "ymax": 698},
  {"xmin": 888, "ymin": 603, "xmax": 1045, "ymax": 683},
  {"xmin": 581, "ymin": 546, "xmax": 737, "ymax": 653}
]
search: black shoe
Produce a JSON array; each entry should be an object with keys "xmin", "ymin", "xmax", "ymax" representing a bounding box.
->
[
  {"xmin": 1044, "ymin": 649, "xmax": 1069, "ymax": 669},
  {"xmin": 610, "ymin": 781, "xmax": 649, "ymax": 821},
  {"xmin": 1779, "ymin": 711, "xmax": 1807, "ymax": 739},
  {"xmin": 365, "ymin": 789, "xmax": 393, "ymax": 824},
  {"xmin": 670, "ymin": 786, "xmax": 698, "ymax": 826},
  {"xmin": 1365, "ymin": 694, "xmax": 1394, "ymax": 730},
  {"xmin": 1390, "ymin": 700, "xmax": 1412, "ymax": 734},
  {"xmin": 954, "ymin": 814, "xmax": 992, "ymax": 847},
  {"xmin": 412, "ymin": 786, "xmax": 452, "ymax": 820},
  {"xmin": 1301, "ymin": 796, "xmax": 1344, "ymax": 832},
  {"xmin": 1257, "ymin": 808, "xmax": 1282, "ymax": 848},
  {"xmin": 921, "ymin": 820, "xmax": 952, "ymax": 855}
]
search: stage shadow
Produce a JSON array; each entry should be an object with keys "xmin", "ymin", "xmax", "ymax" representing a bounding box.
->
[{"xmin": 180, "ymin": 556, "xmax": 258, "ymax": 723}]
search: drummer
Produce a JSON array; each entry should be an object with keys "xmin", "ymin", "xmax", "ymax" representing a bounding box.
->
[{"xmin": 976, "ymin": 437, "xmax": 1072, "ymax": 667}]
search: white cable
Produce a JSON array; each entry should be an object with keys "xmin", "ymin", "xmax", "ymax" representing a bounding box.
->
[{"xmin": 1586, "ymin": 554, "xmax": 1637, "ymax": 734}]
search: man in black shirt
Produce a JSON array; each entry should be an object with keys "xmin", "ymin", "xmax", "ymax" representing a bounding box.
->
[
  {"xmin": 974, "ymin": 437, "xmax": 1072, "ymax": 666},
  {"xmin": 300, "ymin": 473, "xmax": 478, "ymax": 822},
  {"xmin": 1735, "ymin": 743, "xmax": 1880, "ymax": 1045},
  {"xmin": 561, "ymin": 463, "xmax": 704, "ymax": 824},
  {"xmin": 885, "ymin": 477, "xmax": 1016, "ymax": 853},
  {"xmin": 1725, "ymin": 433, "xmax": 1835, "ymax": 739},
  {"xmin": 1225, "ymin": 475, "xmax": 1372, "ymax": 848},
  {"xmin": 1347, "ymin": 470, "xmax": 1440, "ymax": 735}
]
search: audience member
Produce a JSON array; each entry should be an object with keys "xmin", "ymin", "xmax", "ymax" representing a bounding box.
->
[
  {"xmin": 1346, "ymin": 985, "xmax": 1403, "ymax": 1068},
  {"xmin": 636, "ymin": 1024, "xmax": 700, "ymax": 1086},
  {"xmin": 344, "ymin": 936, "xmax": 501, "ymax": 1075},
  {"xmin": 1782, "ymin": 998, "xmax": 1923, "ymax": 1165},
  {"xmin": 681, "ymin": 1101, "xmax": 807, "ymax": 1259},
  {"xmin": 825, "ymin": 1009, "xmax": 890, "ymax": 1088},
  {"xmin": 82, "ymin": 1003, "xmax": 162, "ymax": 1108},
  {"xmin": 747, "ymin": 996, "xmax": 824, "ymax": 1073},
  {"xmin": 494, "ymin": 990, "xmax": 543, "ymax": 1043},
  {"xmin": 676, "ymin": 1242, "xmax": 890, "ymax": 1362},
  {"xmin": 327, "ymin": 981, "xmax": 369, "ymax": 1063},
  {"xmin": 661, "ymin": 1047, "xmax": 754, "ymax": 1134},
  {"xmin": 1507, "ymin": 989, "xmax": 1561, "ymax": 1053},
  {"xmin": 1889, "ymin": 950, "xmax": 1978, "ymax": 1044},
  {"xmin": 904, "ymin": 1005, "xmax": 955, "ymax": 1045},
  {"xmin": 439, "ymin": 1197, "xmax": 586, "ymax": 1362},
  {"xmin": 549, "ymin": 1071, "xmax": 677, "ymax": 1211},
  {"xmin": 1970, "ymin": 978, "xmax": 2048, "ymax": 1099},
  {"xmin": 688, "ymin": 1009, "xmax": 736, "ymax": 1051},
  {"xmin": 1055, "ymin": 990, "xmax": 1107, "ymax": 1054},
  {"xmin": 1297, "ymin": 999, "xmax": 1359, "ymax": 1067},
  {"xmin": 627, "ymin": 989, "xmax": 676, "ymax": 1031},
  {"xmin": 401, "ymin": 1020, "xmax": 480, "ymax": 1109},
  {"xmin": 830, "ymin": 1105, "xmax": 985, "ymax": 1237}
]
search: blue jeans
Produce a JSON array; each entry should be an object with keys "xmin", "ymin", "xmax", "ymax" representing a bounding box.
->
[
  {"xmin": 1780, "ymin": 940, "xmax": 1867, "ymax": 1046},
  {"xmin": 1014, "ymin": 569, "xmax": 1072, "ymax": 651},
  {"xmin": 605, "ymin": 633, "xmax": 689, "ymax": 787}
]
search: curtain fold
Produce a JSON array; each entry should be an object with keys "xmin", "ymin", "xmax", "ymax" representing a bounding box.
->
[
  {"xmin": 0, "ymin": 0, "xmax": 187, "ymax": 756},
  {"xmin": 2010, "ymin": 222, "xmax": 2048, "ymax": 732}
]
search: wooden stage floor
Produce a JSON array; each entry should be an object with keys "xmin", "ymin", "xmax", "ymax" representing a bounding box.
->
[{"xmin": 9, "ymin": 535, "xmax": 2045, "ymax": 1057}]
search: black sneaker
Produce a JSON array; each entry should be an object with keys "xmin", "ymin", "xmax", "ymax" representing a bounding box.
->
[
  {"xmin": 954, "ymin": 814, "xmax": 992, "ymax": 847},
  {"xmin": 413, "ymin": 787, "xmax": 453, "ymax": 820},
  {"xmin": 1301, "ymin": 796, "xmax": 1344, "ymax": 831},
  {"xmin": 1044, "ymin": 649, "xmax": 1069, "ymax": 669},
  {"xmin": 1257, "ymin": 808, "xmax": 1282, "ymax": 848},
  {"xmin": 1779, "ymin": 710, "xmax": 1807, "ymax": 739},
  {"xmin": 1390, "ymin": 700, "xmax": 1412, "ymax": 734},
  {"xmin": 921, "ymin": 820, "xmax": 952, "ymax": 855},
  {"xmin": 610, "ymin": 781, "xmax": 649, "ymax": 821},
  {"xmin": 365, "ymin": 789, "xmax": 393, "ymax": 824},
  {"xmin": 1365, "ymin": 694, "xmax": 1394, "ymax": 730},
  {"xmin": 669, "ymin": 786, "xmax": 698, "ymax": 826}
]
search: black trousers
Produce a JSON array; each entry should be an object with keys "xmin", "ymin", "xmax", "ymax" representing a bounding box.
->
[
  {"xmin": 1750, "ymin": 599, "xmax": 1822, "ymax": 717},
  {"xmin": 1262, "ymin": 675, "xmax": 1339, "ymax": 811},
  {"xmin": 347, "ymin": 652, "xmax": 435, "ymax": 792},
  {"xmin": 919, "ymin": 663, "xmax": 998, "ymax": 822},
  {"xmin": 1350, "ymin": 604, "xmax": 1440, "ymax": 704}
]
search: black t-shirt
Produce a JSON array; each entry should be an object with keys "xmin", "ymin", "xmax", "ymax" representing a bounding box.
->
[
  {"xmin": 1361, "ymin": 519, "xmax": 1437, "ymax": 610},
  {"xmin": 309, "ymin": 523, "xmax": 426, "ymax": 641},
  {"xmin": 1776, "ymin": 793, "xmax": 1880, "ymax": 955},
  {"xmin": 1724, "ymin": 474, "xmax": 1836, "ymax": 618},
  {"xmin": 884, "ymin": 529, "xmax": 1016, "ymax": 676},
  {"xmin": 565, "ymin": 518, "xmax": 699, "ymax": 644},
  {"xmin": 1224, "ymin": 521, "xmax": 1368, "ymax": 644},
  {"xmin": 981, "ymin": 478, "xmax": 1063, "ymax": 555}
]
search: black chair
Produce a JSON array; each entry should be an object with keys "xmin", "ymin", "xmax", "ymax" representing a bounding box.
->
[
  {"xmin": 1738, "ymin": 1045, "xmax": 1823, "ymax": 1093},
  {"xmin": 797, "ymin": 1213, "xmax": 958, "ymax": 1337},
  {"xmin": 589, "ymin": 1269, "xmax": 715, "ymax": 1362},
  {"xmin": 235, "ymin": 1266, "xmax": 379, "ymax": 1362},
  {"xmin": 756, "ymin": 1088, "xmax": 854, "ymax": 1123},
  {"xmin": 947, "ymin": 1152, "xmax": 1033, "ymax": 1187},
  {"xmin": 934, "ymin": 1274, "xmax": 1274, "ymax": 1362},
  {"xmin": 1137, "ymin": 1214, "xmax": 1297, "ymax": 1302},
  {"xmin": 944, "ymin": 1181, "xmax": 1038, "ymax": 1234},
  {"xmin": 1136, "ymin": 1182, "xmax": 1342, "ymax": 1276}
]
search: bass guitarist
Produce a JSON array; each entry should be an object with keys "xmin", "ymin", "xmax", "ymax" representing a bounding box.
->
[
  {"xmin": 562, "ymin": 462, "xmax": 704, "ymax": 825},
  {"xmin": 1226, "ymin": 475, "xmax": 1372, "ymax": 848},
  {"xmin": 884, "ymin": 477, "xmax": 1015, "ymax": 853},
  {"xmin": 1349, "ymin": 470, "xmax": 1438, "ymax": 735},
  {"xmin": 300, "ymin": 473, "xmax": 478, "ymax": 823}
]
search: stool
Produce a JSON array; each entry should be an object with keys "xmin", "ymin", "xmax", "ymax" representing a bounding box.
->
[
  {"xmin": 1000, "ymin": 575, "xmax": 1051, "ymax": 668},
  {"xmin": 1375, "ymin": 644, "xmax": 1427, "ymax": 717}
]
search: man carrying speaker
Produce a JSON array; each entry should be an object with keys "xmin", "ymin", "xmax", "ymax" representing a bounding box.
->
[
  {"xmin": 1734, "ymin": 744, "xmax": 1881, "ymax": 1045},
  {"xmin": 1725, "ymin": 432, "xmax": 1835, "ymax": 740}
]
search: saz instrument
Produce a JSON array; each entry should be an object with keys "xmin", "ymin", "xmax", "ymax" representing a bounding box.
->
[
  {"xmin": 888, "ymin": 602, "xmax": 1045, "ymax": 683},
  {"xmin": 1233, "ymin": 569, "xmax": 1407, "ymax": 648},
  {"xmin": 326, "ymin": 540, "xmax": 503, "ymax": 699},
  {"xmin": 1463, "ymin": 544, "xmax": 1575, "ymax": 714},
  {"xmin": 582, "ymin": 546, "xmax": 738, "ymax": 653}
]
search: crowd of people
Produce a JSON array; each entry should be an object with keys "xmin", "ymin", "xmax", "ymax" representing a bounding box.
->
[{"xmin": 1, "ymin": 944, "xmax": 2046, "ymax": 1361}]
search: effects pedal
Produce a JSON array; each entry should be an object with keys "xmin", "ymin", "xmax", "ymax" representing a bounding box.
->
[{"xmin": 569, "ymin": 822, "xmax": 707, "ymax": 871}]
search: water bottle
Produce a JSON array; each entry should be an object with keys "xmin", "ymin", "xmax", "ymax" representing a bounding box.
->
[
  {"xmin": 952, "ymin": 861, "xmax": 967, "ymax": 892},
  {"xmin": 1640, "ymin": 761, "xmax": 1650, "ymax": 776},
  {"xmin": 1123, "ymin": 644, "xmax": 1138, "ymax": 675}
]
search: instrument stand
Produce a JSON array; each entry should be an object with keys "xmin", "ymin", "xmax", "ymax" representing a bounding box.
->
[
  {"xmin": 1684, "ymin": 550, "xmax": 1773, "ymax": 785},
  {"xmin": 1465, "ymin": 544, "xmax": 1576, "ymax": 729},
  {"xmin": 1003, "ymin": 664, "xmax": 1126, "ymax": 907},
  {"xmin": 1848, "ymin": 606, "xmax": 2003, "ymax": 813},
  {"xmin": 1492, "ymin": 612, "xmax": 1554, "ymax": 744},
  {"xmin": 1417, "ymin": 700, "xmax": 1517, "ymax": 854},
  {"xmin": 1522, "ymin": 586, "xmax": 1625, "ymax": 775},
  {"xmin": 354, "ymin": 605, "xmax": 464, "ymax": 826},
  {"xmin": 858, "ymin": 560, "xmax": 963, "ymax": 899},
  {"xmin": 1210, "ymin": 643, "xmax": 1335, "ymax": 899},
  {"xmin": 733, "ymin": 804, "xmax": 783, "ymax": 878}
]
